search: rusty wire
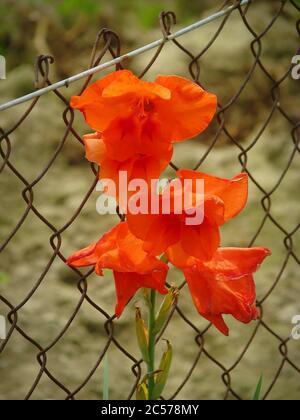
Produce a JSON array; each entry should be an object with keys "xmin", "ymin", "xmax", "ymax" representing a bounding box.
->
[{"xmin": 0, "ymin": 0, "xmax": 299, "ymax": 400}]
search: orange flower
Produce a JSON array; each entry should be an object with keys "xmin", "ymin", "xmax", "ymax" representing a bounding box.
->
[
  {"xmin": 185, "ymin": 248, "xmax": 271, "ymax": 335},
  {"xmin": 82, "ymin": 125, "xmax": 173, "ymax": 197},
  {"xmin": 127, "ymin": 170, "xmax": 248, "ymax": 261},
  {"xmin": 71, "ymin": 70, "xmax": 217, "ymax": 144},
  {"xmin": 67, "ymin": 222, "xmax": 168, "ymax": 317},
  {"xmin": 168, "ymin": 247, "xmax": 271, "ymax": 336}
]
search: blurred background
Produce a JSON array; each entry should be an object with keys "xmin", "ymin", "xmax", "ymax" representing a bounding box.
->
[{"xmin": 0, "ymin": 0, "xmax": 299, "ymax": 400}]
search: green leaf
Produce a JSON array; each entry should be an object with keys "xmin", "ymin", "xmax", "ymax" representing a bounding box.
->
[
  {"xmin": 153, "ymin": 341, "xmax": 173, "ymax": 400},
  {"xmin": 135, "ymin": 307, "xmax": 150, "ymax": 363},
  {"xmin": 136, "ymin": 381, "xmax": 148, "ymax": 400},
  {"xmin": 252, "ymin": 375, "xmax": 263, "ymax": 400},
  {"xmin": 102, "ymin": 353, "xmax": 110, "ymax": 400},
  {"xmin": 154, "ymin": 287, "xmax": 178, "ymax": 335}
]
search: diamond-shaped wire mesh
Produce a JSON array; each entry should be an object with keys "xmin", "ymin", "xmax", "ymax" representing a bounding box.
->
[{"xmin": 0, "ymin": 0, "xmax": 299, "ymax": 400}]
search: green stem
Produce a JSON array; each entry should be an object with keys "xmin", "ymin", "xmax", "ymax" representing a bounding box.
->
[{"xmin": 147, "ymin": 289, "xmax": 156, "ymax": 400}]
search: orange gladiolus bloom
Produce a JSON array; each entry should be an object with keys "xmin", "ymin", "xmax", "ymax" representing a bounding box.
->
[
  {"xmin": 127, "ymin": 170, "xmax": 248, "ymax": 261},
  {"xmin": 168, "ymin": 246, "xmax": 271, "ymax": 335},
  {"xmin": 71, "ymin": 70, "xmax": 217, "ymax": 144},
  {"xmin": 82, "ymin": 126, "xmax": 173, "ymax": 195},
  {"xmin": 67, "ymin": 222, "xmax": 168, "ymax": 317}
]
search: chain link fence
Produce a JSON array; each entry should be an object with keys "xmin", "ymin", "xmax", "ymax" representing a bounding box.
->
[{"xmin": 0, "ymin": 0, "xmax": 299, "ymax": 400}]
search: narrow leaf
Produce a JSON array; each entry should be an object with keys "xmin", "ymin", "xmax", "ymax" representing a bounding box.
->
[
  {"xmin": 153, "ymin": 341, "xmax": 173, "ymax": 400},
  {"xmin": 135, "ymin": 307, "xmax": 150, "ymax": 363},
  {"xmin": 136, "ymin": 382, "xmax": 148, "ymax": 400},
  {"xmin": 252, "ymin": 375, "xmax": 263, "ymax": 401},
  {"xmin": 154, "ymin": 287, "xmax": 178, "ymax": 335}
]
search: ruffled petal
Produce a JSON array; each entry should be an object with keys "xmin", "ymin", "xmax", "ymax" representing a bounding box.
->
[
  {"xmin": 67, "ymin": 243, "xmax": 98, "ymax": 267},
  {"xmin": 103, "ymin": 74, "xmax": 170, "ymax": 100},
  {"xmin": 178, "ymin": 170, "xmax": 248, "ymax": 221},
  {"xmin": 206, "ymin": 247, "xmax": 271, "ymax": 278},
  {"xmin": 102, "ymin": 222, "xmax": 169, "ymax": 274},
  {"xmin": 70, "ymin": 70, "xmax": 137, "ymax": 132},
  {"xmin": 184, "ymin": 247, "xmax": 270, "ymax": 335},
  {"xmin": 67, "ymin": 222, "xmax": 169, "ymax": 317},
  {"xmin": 154, "ymin": 75, "xmax": 217, "ymax": 142}
]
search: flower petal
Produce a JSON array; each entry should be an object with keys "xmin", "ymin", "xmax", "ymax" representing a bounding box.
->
[
  {"xmin": 103, "ymin": 75, "xmax": 170, "ymax": 100},
  {"xmin": 67, "ymin": 222, "xmax": 169, "ymax": 317},
  {"xmin": 206, "ymin": 247, "xmax": 272, "ymax": 278},
  {"xmin": 102, "ymin": 114, "xmax": 172, "ymax": 161},
  {"xmin": 82, "ymin": 132, "xmax": 107, "ymax": 164},
  {"xmin": 184, "ymin": 247, "xmax": 270, "ymax": 335},
  {"xmin": 102, "ymin": 117, "xmax": 140, "ymax": 162},
  {"xmin": 127, "ymin": 213, "xmax": 181, "ymax": 256},
  {"xmin": 70, "ymin": 70, "xmax": 136, "ymax": 132},
  {"xmin": 103, "ymin": 222, "xmax": 169, "ymax": 274},
  {"xmin": 129, "ymin": 152, "xmax": 172, "ymax": 186},
  {"xmin": 155, "ymin": 75, "xmax": 217, "ymax": 142},
  {"xmin": 184, "ymin": 266, "xmax": 257, "ymax": 336},
  {"xmin": 203, "ymin": 314, "xmax": 230, "ymax": 336},
  {"xmin": 114, "ymin": 270, "xmax": 168, "ymax": 317},
  {"xmin": 181, "ymin": 219, "xmax": 221, "ymax": 261},
  {"xmin": 167, "ymin": 242, "xmax": 197, "ymax": 268},
  {"xmin": 178, "ymin": 170, "xmax": 248, "ymax": 221},
  {"xmin": 67, "ymin": 243, "xmax": 98, "ymax": 267}
]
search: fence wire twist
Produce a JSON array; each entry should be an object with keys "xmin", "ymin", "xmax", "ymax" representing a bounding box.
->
[{"xmin": 0, "ymin": 0, "xmax": 299, "ymax": 400}]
